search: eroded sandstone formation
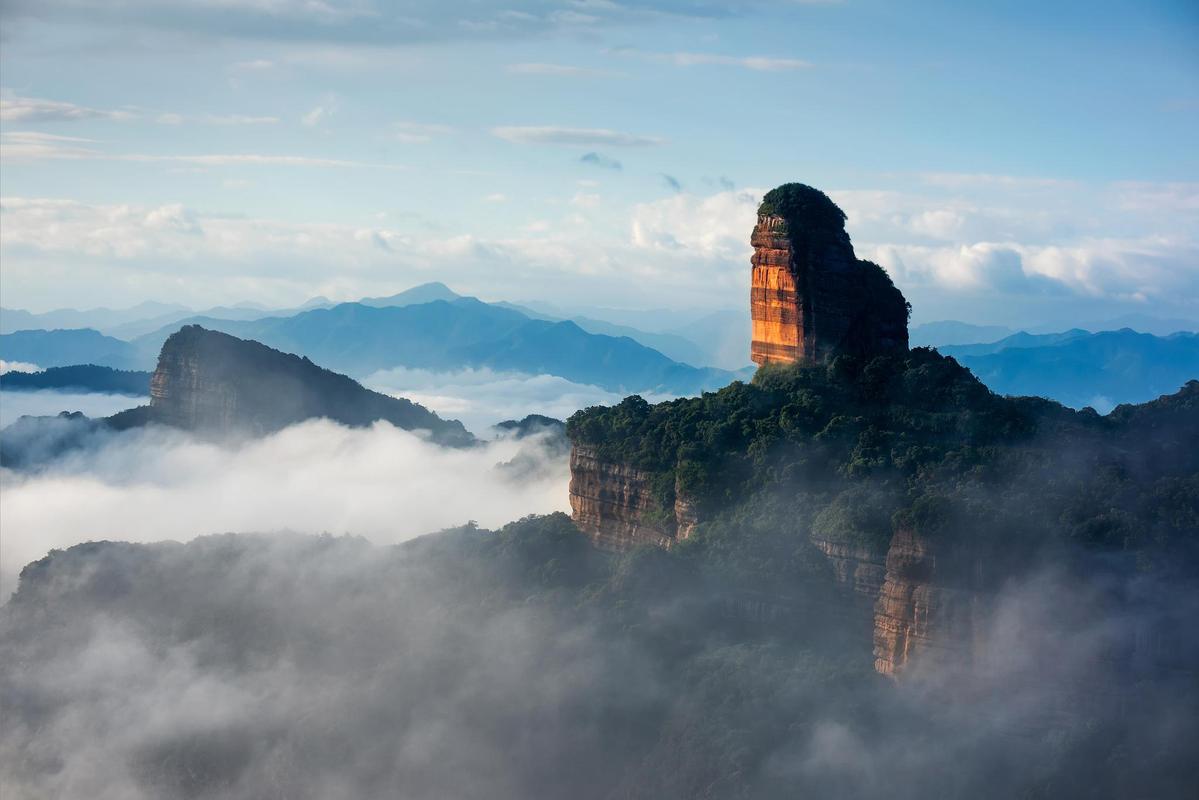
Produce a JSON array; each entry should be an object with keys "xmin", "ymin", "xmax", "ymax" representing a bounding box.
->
[
  {"xmin": 569, "ymin": 445, "xmax": 698, "ymax": 551},
  {"xmin": 871, "ymin": 527, "xmax": 982, "ymax": 677},
  {"xmin": 810, "ymin": 538, "xmax": 887, "ymax": 605},
  {"xmin": 750, "ymin": 184, "xmax": 909, "ymax": 366}
]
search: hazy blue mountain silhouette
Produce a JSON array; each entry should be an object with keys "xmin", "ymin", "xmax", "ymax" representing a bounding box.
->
[
  {"xmin": 128, "ymin": 299, "xmax": 735, "ymax": 394},
  {"xmin": 941, "ymin": 329, "xmax": 1199, "ymax": 410},
  {"xmin": 0, "ymin": 329, "xmax": 139, "ymax": 369}
]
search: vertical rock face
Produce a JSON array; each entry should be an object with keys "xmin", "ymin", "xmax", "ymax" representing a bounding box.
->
[
  {"xmin": 810, "ymin": 538, "xmax": 887, "ymax": 604},
  {"xmin": 872, "ymin": 527, "xmax": 981, "ymax": 677},
  {"xmin": 750, "ymin": 184, "xmax": 909, "ymax": 367},
  {"xmin": 750, "ymin": 214, "xmax": 803, "ymax": 364},
  {"xmin": 568, "ymin": 446, "xmax": 672, "ymax": 550},
  {"xmin": 568, "ymin": 445, "xmax": 700, "ymax": 551}
]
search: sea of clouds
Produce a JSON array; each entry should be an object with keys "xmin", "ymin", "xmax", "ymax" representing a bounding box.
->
[{"xmin": 0, "ymin": 419, "xmax": 570, "ymax": 597}]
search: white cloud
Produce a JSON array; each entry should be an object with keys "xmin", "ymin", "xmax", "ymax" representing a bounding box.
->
[
  {"xmin": 0, "ymin": 130, "xmax": 100, "ymax": 159},
  {"xmin": 231, "ymin": 58, "xmax": 276, "ymax": 70},
  {"xmin": 3, "ymin": 178, "xmax": 1195, "ymax": 325},
  {"xmin": 570, "ymin": 191, "xmax": 601, "ymax": 209},
  {"xmin": 616, "ymin": 50, "xmax": 809, "ymax": 71},
  {"xmin": 0, "ymin": 136, "xmax": 399, "ymax": 168},
  {"xmin": 301, "ymin": 105, "xmax": 329, "ymax": 126},
  {"xmin": 631, "ymin": 188, "xmax": 761, "ymax": 259},
  {"xmin": 207, "ymin": 113, "xmax": 279, "ymax": 125},
  {"xmin": 0, "ymin": 361, "xmax": 40, "ymax": 375},
  {"xmin": 505, "ymin": 63, "xmax": 620, "ymax": 77},
  {"xmin": 0, "ymin": 91, "xmax": 135, "ymax": 122},
  {"xmin": 0, "ymin": 419, "xmax": 570, "ymax": 596},
  {"xmin": 392, "ymin": 121, "xmax": 455, "ymax": 143},
  {"xmin": 915, "ymin": 172, "xmax": 1076, "ymax": 191},
  {"xmin": 491, "ymin": 126, "xmax": 664, "ymax": 147},
  {"xmin": 0, "ymin": 389, "xmax": 145, "ymax": 428},
  {"xmin": 364, "ymin": 366, "xmax": 674, "ymax": 434}
]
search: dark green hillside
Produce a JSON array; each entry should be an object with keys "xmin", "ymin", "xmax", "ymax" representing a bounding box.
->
[
  {"xmin": 569, "ymin": 348, "xmax": 1199, "ymax": 588},
  {"xmin": 0, "ymin": 364, "xmax": 151, "ymax": 395}
]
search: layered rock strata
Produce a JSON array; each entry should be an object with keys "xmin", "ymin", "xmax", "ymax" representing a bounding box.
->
[
  {"xmin": 750, "ymin": 184, "xmax": 909, "ymax": 366},
  {"xmin": 811, "ymin": 538, "xmax": 887, "ymax": 604},
  {"xmin": 568, "ymin": 445, "xmax": 698, "ymax": 551},
  {"xmin": 871, "ymin": 527, "xmax": 982, "ymax": 677}
]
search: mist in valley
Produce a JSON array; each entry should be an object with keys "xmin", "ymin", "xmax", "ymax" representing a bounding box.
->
[
  {"xmin": 3, "ymin": 522, "xmax": 1196, "ymax": 799},
  {"xmin": 0, "ymin": 419, "xmax": 570, "ymax": 597}
]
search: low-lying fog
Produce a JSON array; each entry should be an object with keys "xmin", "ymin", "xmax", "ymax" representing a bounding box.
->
[
  {"xmin": 0, "ymin": 420, "xmax": 570, "ymax": 597},
  {"xmin": 0, "ymin": 390, "xmax": 149, "ymax": 428},
  {"xmin": 363, "ymin": 367, "xmax": 676, "ymax": 434}
]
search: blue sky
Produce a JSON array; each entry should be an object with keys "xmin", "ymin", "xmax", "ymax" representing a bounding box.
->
[{"xmin": 1, "ymin": 0, "xmax": 1196, "ymax": 327}]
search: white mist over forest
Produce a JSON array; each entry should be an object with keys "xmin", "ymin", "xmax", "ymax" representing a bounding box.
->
[{"xmin": 0, "ymin": 420, "xmax": 569, "ymax": 597}]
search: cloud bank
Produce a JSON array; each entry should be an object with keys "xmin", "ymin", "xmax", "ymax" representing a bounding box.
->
[
  {"xmin": 3, "ymin": 178, "xmax": 1196, "ymax": 326},
  {"xmin": 363, "ymin": 367, "xmax": 675, "ymax": 434},
  {"xmin": 0, "ymin": 419, "xmax": 570, "ymax": 596},
  {"xmin": 0, "ymin": 390, "xmax": 146, "ymax": 428}
]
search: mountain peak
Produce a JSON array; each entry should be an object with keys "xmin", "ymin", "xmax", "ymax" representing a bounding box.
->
[
  {"xmin": 750, "ymin": 182, "xmax": 909, "ymax": 366},
  {"xmin": 150, "ymin": 325, "xmax": 473, "ymax": 445}
]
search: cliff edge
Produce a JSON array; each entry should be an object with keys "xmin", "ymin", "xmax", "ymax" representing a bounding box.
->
[{"xmin": 751, "ymin": 183, "xmax": 908, "ymax": 366}]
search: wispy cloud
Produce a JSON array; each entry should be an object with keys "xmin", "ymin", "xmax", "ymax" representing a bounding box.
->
[
  {"xmin": 392, "ymin": 121, "xmax": 455, "ymax": 144},
  {"xmin": 156, "ymin": 113, "xmax": 279, "ymax": 126},
  {"xmin": 660, "ymin": 174, "xmax": 682, "ymax": 192},
  {"xmin": 123, "ymin": 154, "xmax": 397, "ymax": 168},
  {"xmin": 579, "ymin": 152, "xmax": 622, "ymax": 170},
  {"xmin": 614, "ymin": 50, "xmax": 810, "ymax": 71},
  {"xmin": 505, "ymin": 63, "xmax": 622, "ymax": 77},
  {"xmin": 492, "ymin": 126, "xmax": 664, "ymax": 147},
  {"xmin": 0, "ymin": 130, "xmax": 100, "ymax": 159},
  {"xmin": 0, "ymin": 134, "xmax": 400, "ymax": 169},
  {"xmin": 302, "ymin": 105, "xmax": 330, "ymax": 127},
  {"xmin": 916, "ymin": 172, "xmax": 1076, "ymax": 190},
  {"xmin": 0, "ymin": 91, "xmax": 135, "ymax": 122},
  {"xmin": 231, "ymin": 59, "xmax": 276, "ymax": 71}
]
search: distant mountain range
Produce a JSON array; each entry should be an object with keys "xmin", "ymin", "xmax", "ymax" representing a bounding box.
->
[
  {"xmin": 911, "ymin": 314, "xmax": 1197, "ymax": 348},
  {"xmin": 1, "ymin": 284, "xmax": 752, "ymax": 370},
  {"xmin": 128, "ymin": 299, "xmax": 737, "ymax": 394},
  {"xmin": 0, "ymin": 365, "xmax": 151, "ymax": 396},
  {"xmin": 4, "ymin": 286, "xmax": 1196, "ymax": 407},
  {"xmin": 910, "ymin": 321, "xmax": 1016, "ymax": 347},
  {"xmin": 1, "ymin": 287, "xmax": 740, "ymax": 395},
  {"xmin": 0, "ymin": 329, "xmax": 141, "ymax": 370},
  {"xmin": 940, "ymin": 329, "xmax": 1199, "ymax": 410}
]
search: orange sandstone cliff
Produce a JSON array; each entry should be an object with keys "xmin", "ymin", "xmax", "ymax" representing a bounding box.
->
[
  {"xmin": 750, "ymin": 184, "xmax": 908, "ymax": 366},
  {"xmin": 568, "ymin": 182, "xmax": 954, "ymax": 677}
]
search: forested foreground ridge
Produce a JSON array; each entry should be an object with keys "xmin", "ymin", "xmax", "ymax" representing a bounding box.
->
[
  {"xmin": 3, "ymin": 183, "xmax": 1198, "ymax": 799},
  {"xmin": 5, "ymin": 365, "xmax": 1198, "ymax": 799}
]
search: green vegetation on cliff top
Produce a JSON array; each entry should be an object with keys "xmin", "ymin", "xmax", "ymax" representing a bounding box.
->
[{"xmin": 568, "ymin": 349, "xmax": 1199, "ymax": 587}]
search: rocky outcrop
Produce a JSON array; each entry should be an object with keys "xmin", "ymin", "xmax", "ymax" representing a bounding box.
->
[
  {"xmin": 568, "ymin": 445, "xmax": 700, "ymax": 551},
  {"xmin": 811, "ymin": 538, "xmax": 886, "ymax": 604},
  {"xmin": 149, "ymin": 325, "xmax": 474, "ymax": 445},
  {"xmin": 872, "ymin": 527, "xmax": 982, "ymax": 677},
  {"xmin": 750, "ymin": 184, "xmax": 909, "ymax": 366}
]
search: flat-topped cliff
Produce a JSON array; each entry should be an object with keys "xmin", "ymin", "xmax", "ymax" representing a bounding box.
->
[{"xmin": 751, "ymin": 184, "xmax": 909, "ymax": 366}]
